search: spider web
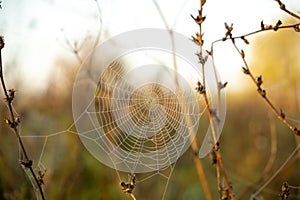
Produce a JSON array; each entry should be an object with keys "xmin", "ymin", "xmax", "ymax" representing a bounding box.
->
[
  {"xmin": 16, "ymin": 57, "xmax": 205, "ymax": 199},
  {"xmin": 79, "ymin": 61, "xmax": 203, "ymax": 173},
  {"xmin": 1, "ymin": 28, "xmax": 222, "ymax": 199},
  {"xmin": 13, "ymin": 50, "xmax": 300, "ymax": 200},
  {"xmin": 13, "ymin": 87, "xmax": 300, "ymax": 199},
  {"xmin": 5, "ymin": 53, "xmax": 299, "ymax": 200}
]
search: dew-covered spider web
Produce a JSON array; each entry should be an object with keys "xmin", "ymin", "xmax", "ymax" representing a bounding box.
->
[
  {"xmin": 1, "ymin": 28, "xmax": 299, "ymax": 200},
  {"xmin": 77, "ymin": 60, "xmax": 203, "ymax": 173},
  {"xmin": 71, "ymin": 28, "xmax": 226, "ymax": 198},
  {"xmin": 0, "ymin": 28, "xmax": 226, "ymax": 199}
]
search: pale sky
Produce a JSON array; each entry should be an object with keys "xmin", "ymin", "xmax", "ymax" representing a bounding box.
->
[{"xmin": 0, "ymin": 0, "xmax": 299, "ymax": 92}]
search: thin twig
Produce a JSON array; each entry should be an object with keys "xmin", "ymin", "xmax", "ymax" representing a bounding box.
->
[
  {"xmin": 152, "ymin": 1, "xmax": 213, "ymax": 199},
  {"xmin": 213, "ymin": 22, "xmax": 300, "ymax": 45},
  {"xmin": 212, "ymin": 16, "xmax": 300, "ymax": 137},
  {"xmin": 250, "ymin": 145, "xmax": 300, "ymax": 198},
  {"xmin": 274, "ymin": 0, "xmax": 300, "ymax": 20},
  {"xmin": 210, "ymin": 4, "xmax": 300, "ymax": 137},
  {"xmin": 60, "ymin": 29, "xmax": 83, "ymax": 64},
  {"xmin": 192, "ymin": 1, "xmax": 234, "ymax": 199},
  {"xmin": 130, "ymin": 193, "xmax": 137, "ymax": 200},
  {"xmin": 0, "ymin": 36, "xmax": 46, "ymax": 200},
  {"xmin": 230, "ymin": 40, "xmax": 300, "ymax": 136},
  {"xmin": 92, "ymin": 0, "xmax": 103, "ymax": 50},
  {"xmin": 152, "ymin": 0, "xmax": 170, "ymax": 31},
  {"xmin": 191, "ymin": 140, "xmax": 213, "ymax": 200}
]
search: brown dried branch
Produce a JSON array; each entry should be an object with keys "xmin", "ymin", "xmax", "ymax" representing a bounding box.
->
[
  {"xmin": 230, "ymin": 38, "xmax": 300, "ymax": 136},
  {"xmin": 192, "ymin": 1, "xmax": 235, "ymax": 199},
  {"xmin": 0, "ymin": 36, "xmax": 46, "ymax": 199},
  {"xmin": 152, "ymin": 1, "xmax": 214, "ymax": 199},
  {"xmin": 274, "ymin": 0, "xmax": 300, "ymax": 20},
  {"xmin": 211, "ymin": 16, "xmax": 300, "ymax": 137},
  {"xmin": 213, "ymin": 21, "xmax": 300, "ymax": 45}
]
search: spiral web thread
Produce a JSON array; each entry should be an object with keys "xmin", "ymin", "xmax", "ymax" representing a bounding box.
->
[
  {"xmin": 84, "ymin": 60, "xmax": 203, "ymax": 198},
  {"xmin": 2, "ymin": 39, "xmax": 298, "ymax": 199},
  {"xmin": 90, "ymin": 61, "xmax": 202, "ymax": 174},
  {"xmin": 0, "ymin": 66, "xmax": 298, "ymax": 199}
]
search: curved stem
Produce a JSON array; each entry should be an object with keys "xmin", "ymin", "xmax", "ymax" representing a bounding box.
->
[{"xmin": 0, "ymin": 36, "xmax": 46, "ymax": 200}]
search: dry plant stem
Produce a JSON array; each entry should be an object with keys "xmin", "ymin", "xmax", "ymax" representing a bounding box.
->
[
  {"xmin": 275, "ymin": 0, "xmax": 300, "ymax": 20},
  {"xmin": 130, "ymin": 193, "xmax": 137, "ymax": 200},
  {"xmin": 191, "ymin": 140, "xmax": 213, "ymax": 200},
  {"xmin": 251, "ymin": 144, "xmax": 300, "ymax": 198},
  {"xmin": 61, "ymin": 31, "xmax": 83, "ymax": 63},
  {"xmin": 153, "ymin": 1, "xmax": 213, "ymax": 199},
  {"xmin": 193, "ymin": 1, "xmax": 235, "ymax": 199},
  {"xmin": 212, "ymin": 15, "xmax": 300, "ymax": 136},
  {"xmin": 92, "ymin": 0, "xmax": 103, "ymax": 50},
  {"xmin": 0, "ymin": 37, "xmax": 46, "ymax": 200},
  {"xmin": 213, "ymin": 22, "xmax": 300, "ymax": 45},
  {"xmin": 231, "ymin": 41, "xmax": 300, "ymax": 136},
  {"xmin": 216, "ymin": 151, "xmax": 234, "ymax": 197},
  {"xmin": 215, "ymin": 157, "xmax": 221, "ymax": 194}
]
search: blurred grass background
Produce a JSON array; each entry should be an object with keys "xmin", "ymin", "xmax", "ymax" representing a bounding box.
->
[
  {"xmin": 0, "ymin": 31, "xmax": 300, "ymax": 198},
  {"xmin": 1, "ymin": 1, "xmax": 300, "ymax": 199}
]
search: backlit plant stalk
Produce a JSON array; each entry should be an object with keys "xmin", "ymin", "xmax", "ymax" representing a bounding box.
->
[
  {"xmin": 212, "ymin": 11, "xmax": 300, "ymax": 137},
  {"xmin": 0, "ymin": 36, "xmax": 46, "ymax": 200},
  {"xmin": 152, "ymin": 1, "xmax": 213, "ymax": 199},
  {"xmin": 209, "ymin": 0, "xmax": 300, "ymax": 197},
  {"xmin": 191, "ymin": 0, "xmax": 235, "ymax": 199}
]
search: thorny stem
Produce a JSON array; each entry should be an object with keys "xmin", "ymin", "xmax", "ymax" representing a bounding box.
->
[
  {"xmin": 193, "ymin": 1, "xmax": 235, "ymax": 199},
  {"xmin": 0, "ymin": 36, "xmax": 46, "ymax": 200}
]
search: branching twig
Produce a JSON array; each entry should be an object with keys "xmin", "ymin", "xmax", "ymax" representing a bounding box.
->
[
  {"xmin": 0, "ymin": 36, "xmax": 46, "ymax": 199},
  {"xmin": 192, "ymin": 1, "xmax": 234, "ymax": 199},
  {"xmin": 212, "ymin": 17, "xmax": 300, "ymax": 137},
  {"xmin": 60, "ymin": 29, "xmax": 83, "ymax": 64},
  {"xmin": 152, "ymin": 1, "xmax": 213, "ymax": 199},
  {"xmin": 213, "ymin": 21, "xmax": 300, "ymax": 45},
  {"xmin": 231, "ymin": 34, "xmax": 300, "ymax": 137},
  {"xmin": 274, "ymin": 0, "xmax": 300, "ymax": 20}
]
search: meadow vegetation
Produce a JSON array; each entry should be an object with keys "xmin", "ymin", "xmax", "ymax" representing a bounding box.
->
[{"xmin": 0, "ymin": 0, "xmax": 300, "ymax": 199}]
